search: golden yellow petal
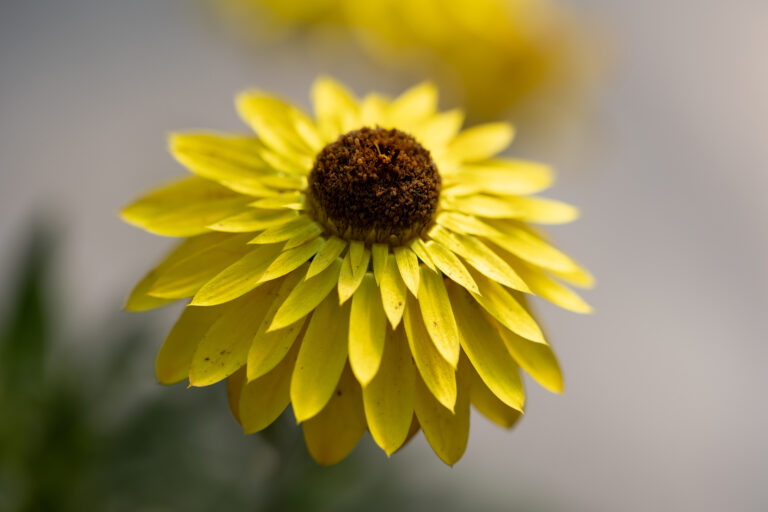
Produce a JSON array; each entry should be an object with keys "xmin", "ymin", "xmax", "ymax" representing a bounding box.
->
[
  {"xmin": 411, "ymin": 109, "xmax": 464, "ymax": 157},
  {"xmin": 239, "ymin": 339, "xmax": 300, "ymax": 434},
  {"xmin": 235, "ymin": 90, "xmax": 320, "ymax": 156},
  {"xmin": 393, "ymin": 246, "xmax": 420, "ymax": 297},
  {"xmin": 302, "ymin": 366, "xmax": 366, "ymax": 466},
  {"xmin": 435, "ymin": 211, "xmax": 501, "ymax": 238},
  {"xmin": 389, "ymin": 82, "xmax": 438, "ymax": 127},
  {"xmin": 445, "ymin": 122, "xmax": 514, "ymax": 162},
  {"xmin": 249, "ymin": 215, "xmax": 318, "ymax": 244},
  {"xmin": 363, "ymin": 327, "xmax": 415, "ymax": 456},
  {"xmin": 247, "ymin": 266, "xmax": 309, "ymax": 380},
  {"xmin": 429, "ymin": 225, "xmax": 528, "ymax": 292},
  {"xmin": 155, "ymin": 303, "xmax": 229, "ymax": 385},
  {"xmin": 121, "ymin": 177, "xmax": 250, "ymax": 237},
  {"xmin": 465, "ymin": 357, "xmax": 522, "ymax": 429},
  {"xmin": 446, "ymin": 159, "xmax": 553, "ymax": 197},
  {"xmin": 311, "ymin": 76, "xmax": 359, "ymax": 143},
  {"xmin": 248, "ymin": 192, "xmax": 306, "ymax": 211},
  {"xmin": 348, "ymin": 274, "xmax": 388, "ymax": 386},
  {"xmin": 208, "ymin": 209, "xmax": 299, "ymax": 233},
  {"xmin": 226, "ymin": 367, "xmax": 246, "ymax": 424},
  {"xmin": 169, "ymin": 132, "xmax": 272, "ymax": 185},
  {"xmin": 447, "ymin": 283, "xmax": 524, "ymax": 411},
  {"xmin": 413, "ymin": 366, "xmax": 469, "ymax": 466},
  {"xmin": 423, "ymin": 240, "xmax": 478, "ymax": 294},
  {"xmin": 306, "ymin": 237, "xmax": 348, "ymax": 279},
  {"xmin": 337, "ymin": 247, "xmax": 370, "ymax": 304},
  {"xmin": 380, "ymin": 256, "xmax": 407, "ymax": 329},
  {"xmin": 190, "ymin": 243, "xmax": 283, "ymax": 306},
  {"xmin": 189, "ymin": 281, "xmax": 280, "ymax": 387},
  {"xmin": 148, "ymin": 234, "xmax": 252, "ymax": 299},
  {"xmin": 417, "ymin": 267, "xmax": 461, "ymax": 368},
  {"xmin": 403, "ymin": 297, "xmax": 456, "ymax": 411},
  {"xmin": 495, "ymin": 319, "xmax": 564, "ymax": 394},
  {"xmin": 470, "ymin": 270, "xmax": 545, "ymax": 344},
  {"xmin": 486, "ymin": 224, "xmax": 582, "ymax": 274},
  {"xmin": 269, "ymin": 258, "xmax": 342, "ymax": 331},
  {"xmin": 514, "ymin": 262, "xmax": 592, "ymax": 313},
  {"xmin": 291, "ymin": 293, "xmax": 351, "ymax": 422},
  {"xmin": 257, "ymin": 236, "xmax": 324, "ymax": 283},
  {"xmin": 409, "ymin": 238, "xmax": 436, "ymax": 271},
  {"xmin": 371, "ymin": 243, "xmax": 389, "ymax": 285}
]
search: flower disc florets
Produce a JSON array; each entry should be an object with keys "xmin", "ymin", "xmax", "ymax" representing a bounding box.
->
[{"xmin": 308, "ymin": 127, "xmax": 441, "ymax": 245}]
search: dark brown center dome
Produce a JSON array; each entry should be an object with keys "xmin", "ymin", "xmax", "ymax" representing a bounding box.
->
[{"xmin": 307, "ymin": 127, "xmax": 441, "ymax": 244}]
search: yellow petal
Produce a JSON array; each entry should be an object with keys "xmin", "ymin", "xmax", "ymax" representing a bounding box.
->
[
  {"xmin": 393, "ymin": 246, "xmax": 420, "ymax": 297},
  {"xmin": 249, "ymin": 215, "xmax": 318, "ymax": 244},
  {"xmin": 291, "ymin": 293, "xmax": 351, "ymax": 422},
  {"xmin": 413, "ymin": 366, "xmax": 469, "ymax": 466},
  {"xmin": 239, "ymin": 339, "xmax": 300, "ymax": 433},
  {"xmin": 126, "ymin": 270, "xmax": 174, "ymax": 311},
  {"xmin": 236, "ymin": 91, "xmax": 320, "ymax": 156},
  {"xmin": 360, "ymin": 93, "xmax": 391, "ymax": 127},
  {"xmin": 496, "ymin": 320, "xmax": 564, "ymax": 394},
  {"xmin": 258, "ymin": 236, "xmax": 324, "ymax": 283},
  {"xmin": 486, "ymin": 225, "xmax": 581, "ymax": 274},
  {"xmin": 500, "ymin": 196, "xmax": 579, "ymax": 224},
  {"xmin": 226, "ymin": 367, "xmax": 246, "ymax": 424},
  {"xmin": 155, "ymin": 303, "xmax": 228, "ymax": 385},
  {"xmin": 127, "ymin": 233, "xmax": 236, "ymax": 310},
  {"xmin": 447, "ymin": 283, "xmax": 524, "ymax": 411},
  {"xmin": 435, "ymin": 211, "xmax": 500, "ymax": 238},
  {"xmin": 411, "ymin": 109, "xmax": 464, "ymax": 156},
  {"xmin": 450, "ymin": 159, "xmax": 553, "ymax": 196},
  {"xmin": 409, "ymin": 238, "xmax": 436, "ymax": 271},
  {"xmin": 169, "ymin": 132, "xmax": 271, "ymax": 184},
  {"xmin": 189, "ymin": 282, "xmax": 279, "ymax": 386},
  {"xmin": 371, "ymin": 243, "xmax": 389, "ymax": 285},
  {"xmin": 470, "ymin": 270, "xmax": 545, "ymax": 344},
  {"xmin": 247, "ymin": 267, "xmax": 309, "ymax": 380},
  {"xmin": 445, "ymin": 122, "xmax": 514, "ymax": 162},
  {"xmin": 389, "ymin": 82, "xmax": 438, "ymax": 126},
  {"xmin": 311, "ymin": 76, "xmax": 359, "ymax": 142},
  {"xmin": 363, "ymin": 327, "xmax": 415, "ymax": 456},
  {"xmin": 429, "ymin": 225, "xmax": 528, "ymax": 292},
  {"xmin": 306, "ymin": 237, "xmax": 348, "ymax": 278},
  {"xmin": 121, "ymin": 177, "xmax": 250, "ymax": 237},
  {"xmin": 417, "ymin": 267, "xmax": 460, "ymax": 368},
  {"xmin": 190, "ymin": 243, "xmax": 283, "ymax": 306},
  {"xmin": 148, "ymin": 234, "xmax": 252, "ymax": 299},
  {"xmin": 348, "ymin": 240, "xmax": 366, "ymax": 274},
  {"xmin": 403, "ymin": 297, "xmax": 456, "ymax": 411},
  {"xmin": 380, "ymin": 256, "xmax": 407, "ymax": 329},
  {"xmin": 465, "ymin": 357, "xmax": 522, "ymax": 428},
  {"xmin": 423, "ymin": 240, "xmax": 478, "ymax": 294},
  {"xmin": 269, "ymin": 258, "xmax": 342, "ymax": 331},
  {"xmin": 208, "ymin": 209, "xmax": 298, "ymax": 233},
  {"xmin": 515, "ymin": 263, "xmax": 592, "ymax": 313},
  {"xmin": 337, "ymin": 247, "xmax": 370, "ymax": 304},
  {"xmin": 248, "ymin": 193, "xmax": 306, "ymax": 210},
  {"xmin": 442, "ymin": 194, "xmax": 528, "ymax": 219},
  {"xmin": 348, "ymin": 274, "xmax": 387, "ymax": 386},
  {"xmin": 549, "ymin": 264, "xmax": 596, "ymax": 289},
  {"xmin": 302, "ymin": 366, "xmax": 366, "ymax": 466}
]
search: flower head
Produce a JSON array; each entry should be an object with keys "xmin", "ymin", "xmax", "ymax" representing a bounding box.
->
[{"xmin": 122, "ymin": 78, "xmax": 593, "ymax": 465}]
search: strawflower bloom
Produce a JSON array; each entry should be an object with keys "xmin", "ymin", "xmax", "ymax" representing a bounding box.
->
[
  {"xmin": 122, "ymin": 78, "xmax": 592, "ymax": 465},
  {"xmin": 220, "ymin": 0, "xmax": 594, "ymax": 120}
]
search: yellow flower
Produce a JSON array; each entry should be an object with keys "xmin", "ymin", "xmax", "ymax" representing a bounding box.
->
[
  {"xmin": 122, "ymin": 78, "xmax": 593, "ymax": 466},
  {"xmin": 221, "ymin": 0, "xmax": 593, "ymax": 121}
]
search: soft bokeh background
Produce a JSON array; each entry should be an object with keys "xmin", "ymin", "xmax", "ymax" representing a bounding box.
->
[{"xmin": 1, "ymin": 0, "xmax": 767, "ymax": 511}]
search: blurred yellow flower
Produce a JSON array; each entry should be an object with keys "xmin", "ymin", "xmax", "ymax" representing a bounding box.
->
[
  {"xmin": 122, "ymin": 78, "xmax": 592, "ymax": 465},
  {"xmin": 221, "ymin": 0, "xmax": 595, "ymax": 121}
]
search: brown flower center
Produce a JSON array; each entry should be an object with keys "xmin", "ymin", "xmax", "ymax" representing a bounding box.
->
[{"xmin": 307, "ymin": 127, "xmax": 441, "ymax": 244}]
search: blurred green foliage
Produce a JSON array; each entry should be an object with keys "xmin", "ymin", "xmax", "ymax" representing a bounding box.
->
[{"xmin": 0, "ymin": 226, "xmax": 515, "ymax": 512}]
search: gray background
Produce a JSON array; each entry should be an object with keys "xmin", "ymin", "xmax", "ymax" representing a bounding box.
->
[{"xmin": 1, "ymin": 1, "xmax": 766, "ymax": 510}]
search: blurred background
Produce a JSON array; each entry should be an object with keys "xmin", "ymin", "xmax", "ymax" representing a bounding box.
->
[{"xmin": 1, "ymin": 0, "xmax": 767, "ymax": 510}]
